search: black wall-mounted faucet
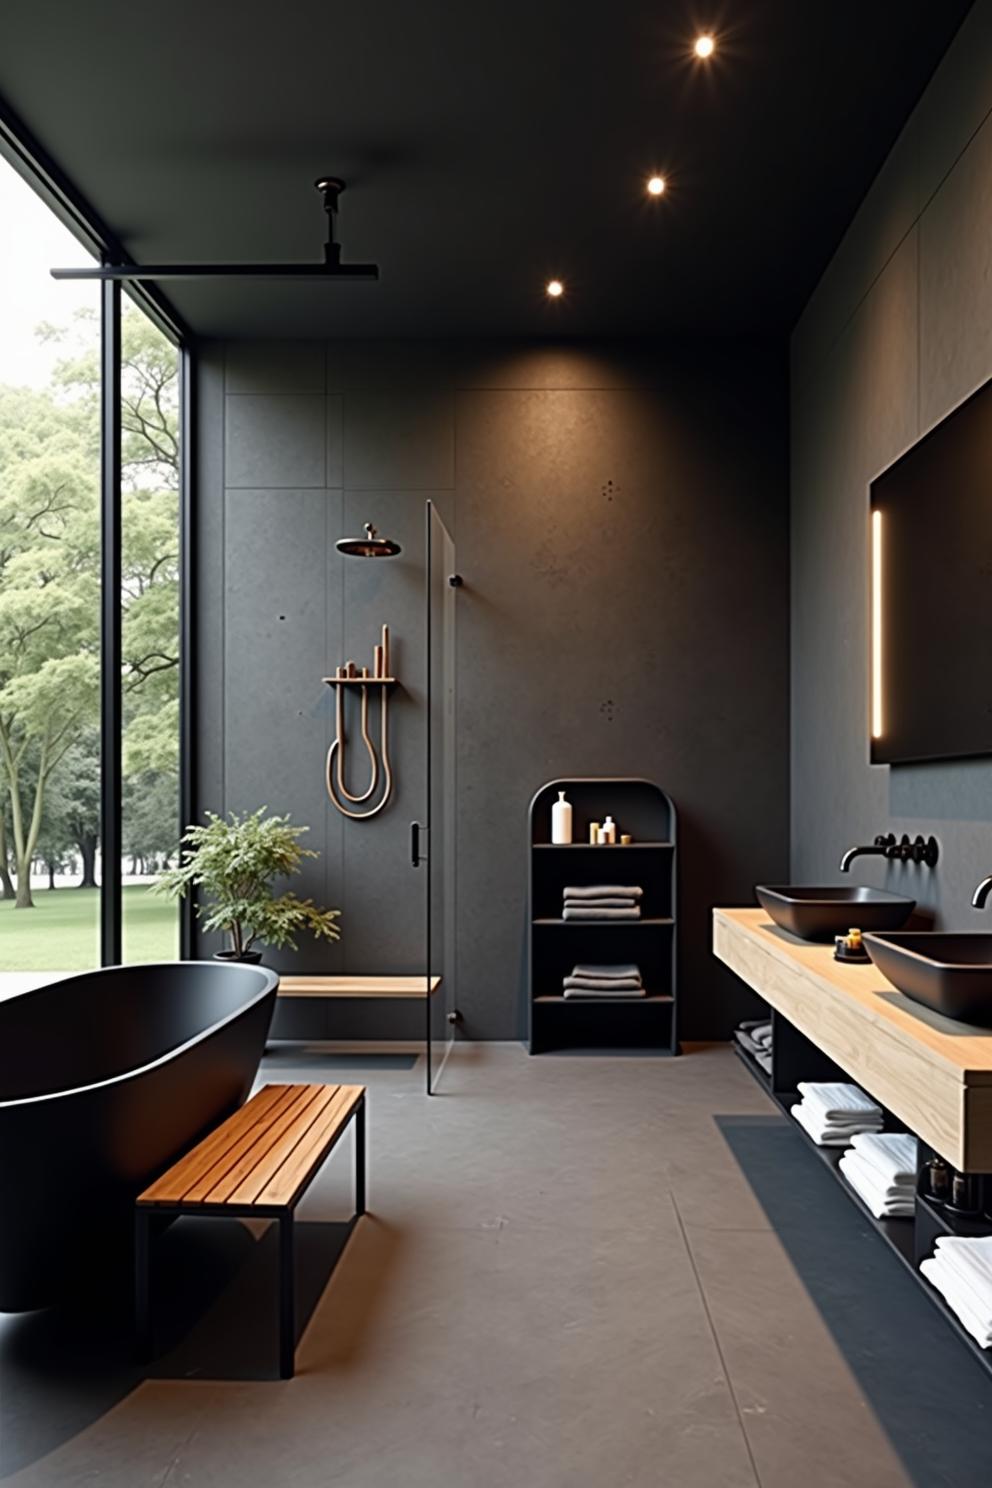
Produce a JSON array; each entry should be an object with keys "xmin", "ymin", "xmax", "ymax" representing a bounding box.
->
[
  {"xmin": 839, "ymin": 833, "xmax": 939, "ymax": 872},
  {"xmin": 972, "ymin": 875, "xmax": 992, "ymax": 909},
  {"xmin": 839, "ymin": 834, "xmax": 896, "ymax": 872}
]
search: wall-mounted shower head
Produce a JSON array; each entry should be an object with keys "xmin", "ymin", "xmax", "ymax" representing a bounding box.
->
[{"xmin": 336, "ymin": 522, "xmax": 401, "ymax": 558}]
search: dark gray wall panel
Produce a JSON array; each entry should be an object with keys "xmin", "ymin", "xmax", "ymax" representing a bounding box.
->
[
  {"xmin": 454, "ymin": 376, "xmax": 789, "ymax": 1039},
  {"xmin": 919, "ymin": 110, "xmax": 992, "ymax": 427},
  {"xmin": 913, "ymin": 3, "xmax": 992, "ymax": 210},
  {"xmin": 194, "ymin": 348, "xmax": 226, "ymax": 825},
  {"xmin": 327, "ymin": 340, "xmax": 462, "ymax": 393},
  {"xmin": 342, "ymin": 391, "xmax": 455, "ymax": 490},
  {"xmin": 326, "ymin": 395, "xmax": 344, "ymax": 489},
  {"xmin": 224, "ymin": 488, "xmax": 340, "ymax": 967},
  {"xmin": 791, "ymin": 15, "xmax": 992, "ymax": 930},
  {"xmin": 225, "ymin": 394, "xmax": 327, "ymax": 488},
  {"xmin": 226, "ymin": 341, "xmax": 326, "ymax": 395},
  {"xmin": 198, "ymin": 338, "xmax": 789, "ymax": 1040},
  {"xmin": 337, "ymin": 489, "xmax": 431, "ymax": 974}
]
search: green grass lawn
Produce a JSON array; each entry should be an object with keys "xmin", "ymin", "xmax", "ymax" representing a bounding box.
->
[{"xmin": 0, "ymin": 885, "xmax": 178, "ymax": 970}]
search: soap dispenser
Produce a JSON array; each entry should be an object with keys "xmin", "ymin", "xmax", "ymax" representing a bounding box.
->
[{"xmin": 551, "ymin": 791, "xmax": 573, "ymax": 845}]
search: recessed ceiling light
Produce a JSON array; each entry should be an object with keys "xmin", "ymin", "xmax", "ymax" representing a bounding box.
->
[
  {"xmin": 694, "ymin": 33, "xmax": 715, "ymax": 57},
  {"xmin": 647, "ymin": 175, "xmax": 666, "ymax": 196},
  {"xmin": 546, "ymin": 279, "xmax": 564, "ymax": 298}
]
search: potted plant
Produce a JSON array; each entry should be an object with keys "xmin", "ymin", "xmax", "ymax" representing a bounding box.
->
[{"xmin": 158, "ymin": 807, "xmax": 341, "ymax": 962}]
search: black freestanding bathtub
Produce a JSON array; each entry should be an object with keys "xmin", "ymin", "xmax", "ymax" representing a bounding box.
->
[{"xmin": 0, "ymin": 960, "xmax": 277, "ymax": 1312}]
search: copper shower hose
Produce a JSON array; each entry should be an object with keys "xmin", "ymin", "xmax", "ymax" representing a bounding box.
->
[{"xmin": 325, "ymin": 625, "xmax": 394, "ymax": 819}]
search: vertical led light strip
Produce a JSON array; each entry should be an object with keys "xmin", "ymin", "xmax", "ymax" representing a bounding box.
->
[{"xmin": 871, "ymin": 508, "xmax": 883, "ymax": 741}]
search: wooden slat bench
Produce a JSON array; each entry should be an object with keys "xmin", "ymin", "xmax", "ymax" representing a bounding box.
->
[
  {"xmin": 277, "ymin": 975, "xmax": 441, "ymax": 998},
  {"xmin": 135, "ymin": 1082, "xmax": 366, "ymax": 1379}
]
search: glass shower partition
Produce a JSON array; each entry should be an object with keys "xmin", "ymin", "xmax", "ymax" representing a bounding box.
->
[{"xmin": 424, "ymin": 500, "xmax": 458, "ymax": 1094}]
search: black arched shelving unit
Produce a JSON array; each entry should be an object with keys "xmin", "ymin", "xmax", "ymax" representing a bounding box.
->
[{"xmin": 527, "ymin": 778, "xmax": 678, "ymax": 1055}]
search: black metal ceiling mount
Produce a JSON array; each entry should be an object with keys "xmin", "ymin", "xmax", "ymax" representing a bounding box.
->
[{"xmin": 51, "ymin": 176, "xmax": 379, "ymax": 282}]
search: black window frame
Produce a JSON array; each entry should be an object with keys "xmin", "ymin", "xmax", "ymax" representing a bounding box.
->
[{"xmin": 0, "ymin": 97, "xmax": 196, "ymax": 964}]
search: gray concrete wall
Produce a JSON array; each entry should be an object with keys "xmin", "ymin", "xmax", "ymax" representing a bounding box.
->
[
  {"xmin": 196, "ymin": 338, "xmax": 789, "ymax": 1039},
  {"xmin": 791, "ymin": 2, "xmax": 992, "ymax": 920}
]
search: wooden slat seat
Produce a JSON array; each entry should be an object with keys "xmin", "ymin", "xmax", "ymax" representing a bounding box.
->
[
  {"xmin": 135, "ymin": 1083, "xmax": 366, "ymax": 1378},
  {"xmin": 277, "ymin": 975, "xmax": 441, "ymax": 999}
]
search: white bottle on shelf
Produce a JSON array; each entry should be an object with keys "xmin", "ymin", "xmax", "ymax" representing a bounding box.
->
[
  {"xmin": 551, "ymin": 791, "xmax": 573, "ymax": 845},
  {"xmin": 602, "ymin": 815, "xmax": 617, "ymax": 844}
]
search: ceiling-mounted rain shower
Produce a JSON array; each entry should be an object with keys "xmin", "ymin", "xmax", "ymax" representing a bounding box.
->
[
  {"xmin": 50, "ymin": 177, "xmax": 379, "ymax": 281},
  {"xmin": 336, "ymin": 523, "xmax": 402, "ymax": 558}
]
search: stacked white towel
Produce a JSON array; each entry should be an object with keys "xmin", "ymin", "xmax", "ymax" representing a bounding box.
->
[
  {"xmin": 790, "ymin": 1081, "xmax": 883, "ymax": 1146},
  {"xmin": 562, "ymin": 963, "xmax": 645, "ymax": 998},
  {"xmin": 734, "ymin": 1019, "xmax": 772, "ymax": 1075},
  {"xmin": 562, "ymin": 886, "xmax": 643, "ymax": 921},
  {"xmin": 921, "ymin": 1236, "xmax": 992, "ymax": 1348},
  {"xmin": 838, "ymin": 1132, "xmax": 917, "ymax": 1218}
]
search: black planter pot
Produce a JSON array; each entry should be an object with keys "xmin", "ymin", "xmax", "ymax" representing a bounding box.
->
[{"xmin": 213, "ymin": 949, "xmax": 263, "ymax": 965}]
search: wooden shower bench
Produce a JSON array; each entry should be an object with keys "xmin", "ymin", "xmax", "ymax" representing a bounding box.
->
[
  {"xmin": 135, "ymin": 1082, "xmax": 366, "ymax": 1379},
  {"xmin": 277, "ymin": 975, "xmax": 441, "ymax": 998}
]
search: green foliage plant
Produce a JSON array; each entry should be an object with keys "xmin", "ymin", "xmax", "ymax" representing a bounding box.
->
[{"xmin": 157, "ymin": 807, "xmax": 341, "ymax": 959}]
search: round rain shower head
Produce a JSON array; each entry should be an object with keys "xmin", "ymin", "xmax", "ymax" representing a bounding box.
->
[{"xmin": 336, "ymin": 522, "xmax": 402, "ymax": 558}]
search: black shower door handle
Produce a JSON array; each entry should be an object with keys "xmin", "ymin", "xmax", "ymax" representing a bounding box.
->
[{"xmin": 411, "ymin": 821, "xmax": 428, "ymax": 867}]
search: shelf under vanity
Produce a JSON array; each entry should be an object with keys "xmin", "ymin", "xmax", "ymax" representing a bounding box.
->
[{"xmin": 715, "ymin": 906, "xmax": 992, "ymax": 1383}]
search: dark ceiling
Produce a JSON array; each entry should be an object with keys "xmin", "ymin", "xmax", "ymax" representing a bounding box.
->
[{"xmin": 0, "ymin": 0, "xmax": 973, "ymax": 340}]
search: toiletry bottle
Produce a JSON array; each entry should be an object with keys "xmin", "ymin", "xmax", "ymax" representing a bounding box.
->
[
  {"xmin": 602, "ymin": 815, "xmax": 617, "ymax": 845},
  {"xmin": 589, "ymin": 822, "xmax": 601, "ymax": 845},
  {"xmin": 925, "ymin": 1156, "xmax": 950, "ymax": 1206},
  {"xmin": 951, "ymin": 1170, "xmax": 982, "ymax": 1216},
  {"xmin": 552, "ymin": 791, "xmax": 573, "ymax": 845}
]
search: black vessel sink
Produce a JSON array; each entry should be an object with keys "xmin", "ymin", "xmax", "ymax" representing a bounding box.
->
[
  {"xmin": 864, "ymin": 933, "xmax": 992, "ymax": 1025},
  {"xmin": 755, "ymin": 885, "xmax": 916, "ymax": 942}
]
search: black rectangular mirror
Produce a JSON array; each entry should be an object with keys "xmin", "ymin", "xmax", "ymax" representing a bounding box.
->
[{"xmin": 870, "ymin": 377, "xmax": 992, "ymax": 765}]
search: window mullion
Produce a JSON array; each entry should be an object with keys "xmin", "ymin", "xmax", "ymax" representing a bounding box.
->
[{"xmin": 100, "ymin": 274, "xmax": 122, "ymax": 964}]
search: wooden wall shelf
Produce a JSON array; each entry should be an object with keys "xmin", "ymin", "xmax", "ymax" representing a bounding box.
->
[{"xmin": 527, "ymin": 778, "xmax": 678, "ymax": 1054}]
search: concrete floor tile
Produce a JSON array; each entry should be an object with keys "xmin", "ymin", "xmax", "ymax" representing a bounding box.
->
[
  {"xmin": 4, "ymin": 1045, "xmax": 992, "ymax": 1488},
  {"xmin": 682, "ymin": 1224, "xmax": 912, "ymax": 1488}
]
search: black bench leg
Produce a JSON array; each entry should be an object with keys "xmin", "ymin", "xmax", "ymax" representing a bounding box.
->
[
  {"xmin": 279, "ymin": 1212, "xmax": 295, "ymax": 1379},
  {"xmin": 355, "ymin": 1100, "xmax": 367, "ymax": 1216},
  {"xmin": 135, "ymin": 1208, "xmax": 151, "ymax": 1363}
]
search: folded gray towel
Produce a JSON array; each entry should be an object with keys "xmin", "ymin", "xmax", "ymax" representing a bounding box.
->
[
  {"xmin": 573, "ymin": 963, "xmax": 642, "ymax": 979},
  {"xmin": 738, "ymin": 1019, "xmax": 770, "ymax": 1038},
  {"xmin": 563, "ymin": 897, "xmax": 639, "ymax": 910},
  {"xmin": 563, "ymin": 885, "xmax": 644, "ymax": 901},
  {"xmin": 562, "ymin": 907, "xmax": 642, "ymax": 920},
  {"xmin": 563, "ymin": 976, "xmax": 643, "ymax": 992},
  {"xmin": 565, "ymin": 970, "xmax": 645, "ymax": 982},
  {"xmin": 734, "ymin": 1028, "xmax": 763, "ymax": 1057},
  {"xmin": 563, "ymin": 985, "xmax": 646, "ymax": 999}
]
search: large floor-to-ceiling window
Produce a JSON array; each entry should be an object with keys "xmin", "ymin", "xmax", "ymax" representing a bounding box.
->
[
  {"xmin": 0, "ymin": 142, "xmax": 187, "ymax": 972},
  {"xmin": 120, "ymin": 305, "xmax": 181, "ymax": 962}
]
